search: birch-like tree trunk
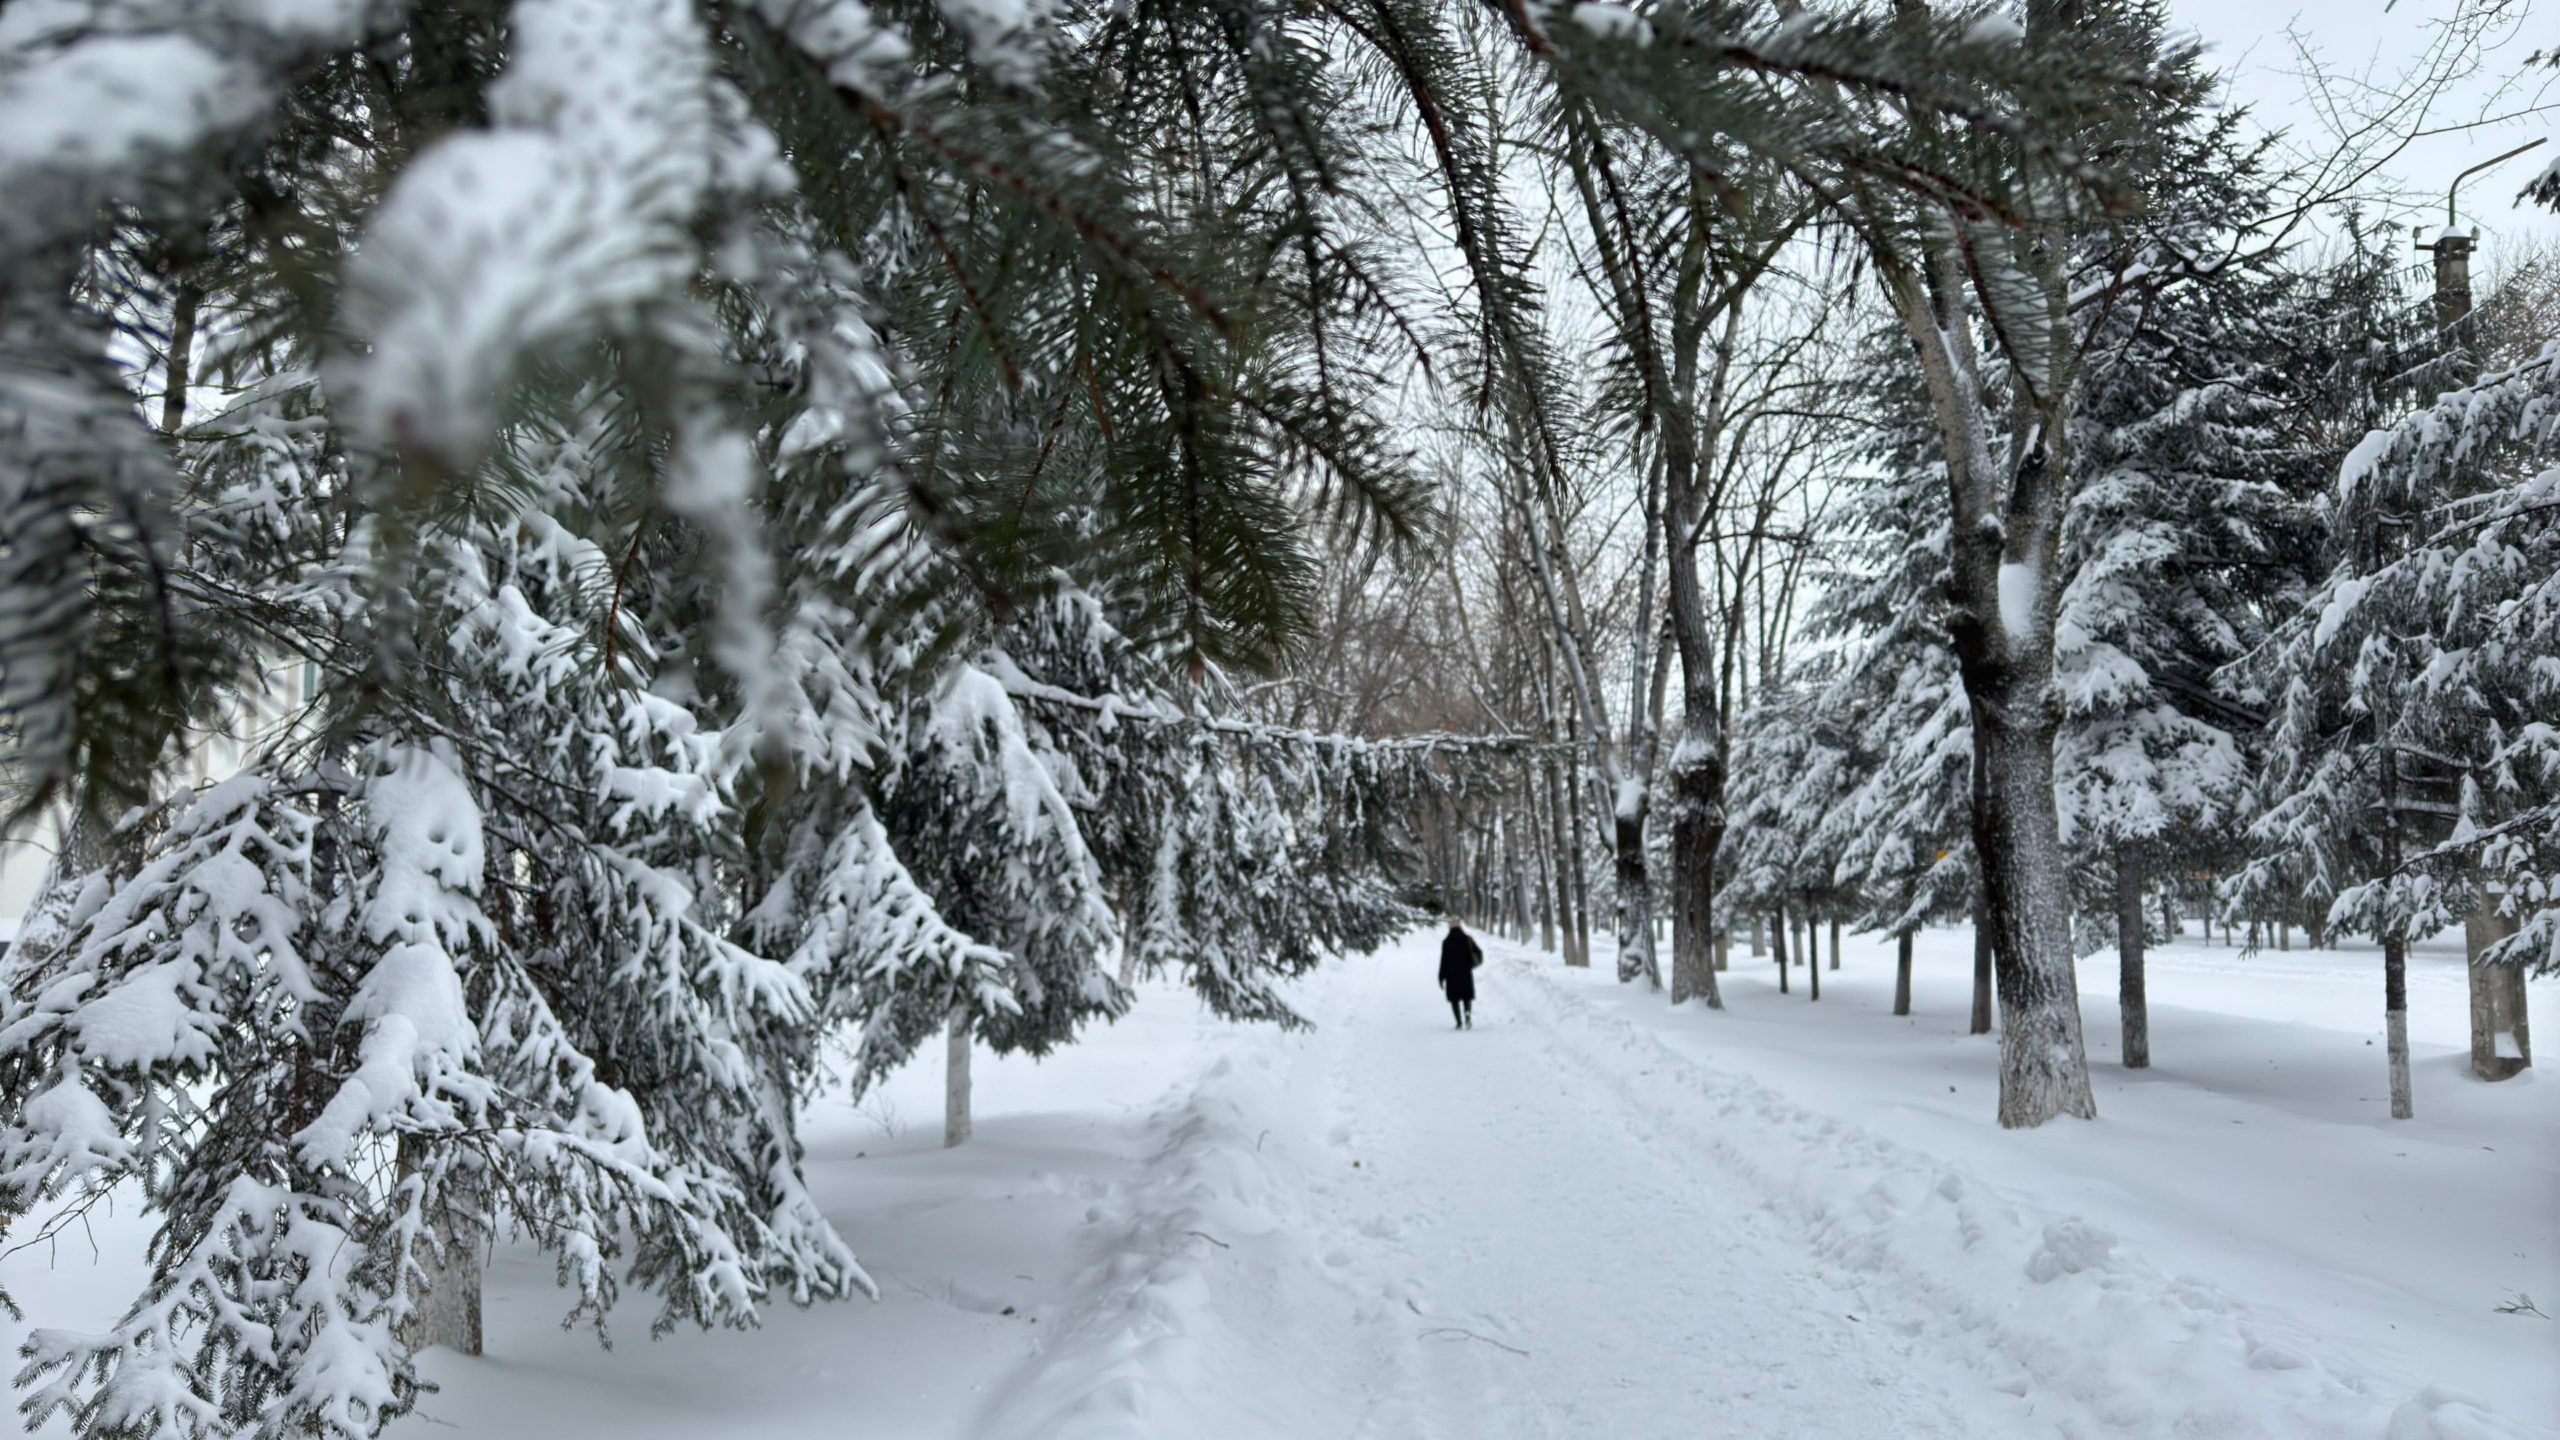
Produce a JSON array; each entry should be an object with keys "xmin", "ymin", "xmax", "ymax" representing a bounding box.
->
[
  {"xmin": 945, "ymin": 1001, "xmax": 973, "ymax": 1147},
  {"xmin": 2383, "ymin": 931, "xmax": 2412, "ymax": 1119}
]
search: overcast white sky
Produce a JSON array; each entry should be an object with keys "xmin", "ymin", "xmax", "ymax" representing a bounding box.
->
[{"xmin": 2163, "ymin": 0, "xmax": 2557, "ymax": 252}]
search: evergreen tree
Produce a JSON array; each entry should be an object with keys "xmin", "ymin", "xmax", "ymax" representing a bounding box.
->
[
  {"xmin": 0, "ymin": 2, "xmax": 1444, "ymax": 1433},
  {"xmin": 2232, "ymin": 273, "xmax": 2560, "ymax": 1118},
  {"xmin": 2048, "ymin": 108, "xmax": 2325, "ymax": 1067}
]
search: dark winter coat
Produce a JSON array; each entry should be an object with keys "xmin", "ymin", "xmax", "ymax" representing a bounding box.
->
[{"xmin": 1438, "ymin": 928, "xmax": 1483, "ymax": 1002}]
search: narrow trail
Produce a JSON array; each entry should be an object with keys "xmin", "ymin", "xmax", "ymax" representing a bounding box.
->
[{"xmin": 1290, "ymin": 935, "xmax": 2038, "ymax": 1440}]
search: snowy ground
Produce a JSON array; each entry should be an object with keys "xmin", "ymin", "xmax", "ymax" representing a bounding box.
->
[{"xmin": 4, "ymin": 926, "xmax": 2553, "ymax": 1437}]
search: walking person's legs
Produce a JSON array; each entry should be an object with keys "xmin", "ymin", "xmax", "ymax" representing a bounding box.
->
[
  {"xmin": 1462, "ymin": 999, "xmax": 1473, "ymax": 1028},
  {"xmin": 1450, "ymin": 999, "xmax": 1464, "ymax": 1029}
]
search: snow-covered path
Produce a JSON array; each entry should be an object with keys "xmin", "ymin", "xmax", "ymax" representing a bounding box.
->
[
  {"xmin": 1292, "ymin": 940, "xmax": 2034, "ymax": 1440},
  {"xmin": 16, "ymin": 924, "xmax": 2543, "ymax": 1438},
  {"xmin": 995, "ymin": 928, "xmax": 2549, "ymax": 1440}
]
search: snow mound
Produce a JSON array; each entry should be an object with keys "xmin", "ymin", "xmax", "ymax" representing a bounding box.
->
[{"xmin": 975, "ymin": 1057, "xmax": 1295, "ymax": 1439}]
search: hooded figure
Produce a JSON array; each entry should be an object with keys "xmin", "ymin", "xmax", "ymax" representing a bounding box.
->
[{"xmin": 1438, "ymin": 920, "xmax": 1483, "ymax": 1029}]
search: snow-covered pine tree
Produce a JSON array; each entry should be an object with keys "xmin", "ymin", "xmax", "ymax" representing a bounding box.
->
[
  {"xmin": 1795, "ymin": 389, "xmax": 1981, "ymax": 1024},
  {"xmin": 1722, "ymin": 676, "xmax": 1861, "ymax": 1003},
  {"xmin": 1814, "ymin": 1, "xmax": 2245, "ymax": 1125},
  {"xmin": 0, "ymin": 1, "xmax": 1445, "ymax": 1434},
  {"xmin": 2050, "ymin": 108, "xmax": 2326, "ymax": 1069},
  {"xmin": 2232, "ymin": 256, "xmax": 2560, "ymax": 1118}
]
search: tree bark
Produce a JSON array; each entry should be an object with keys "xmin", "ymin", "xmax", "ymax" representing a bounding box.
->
[
  {"xmin": 2381, "ymin": 747, "xmax": 2412, "ymax": 1119},
  {"xmin": 1970, "ymin": 911, "xmax": 1994, "ymax": 1036},
  {"xmin": 2464, "ymin": 903, "xmax": 2530, "ymax": 1080},
  {"xmin": 2116, "ymin": 842, "xmax": 2149, "ymax": 1070},
  {"xmin": 1893, "ymin": 931, "xmax": 1913, "ymax": 1017},
  {"xmin": 1570, "ymin": 819, "xmax": 1593, "ymax": 968},
  {"xmin": 1808, "ymin": 913, "xmax": 1821, "ymax": 1001},
  {"xmin": 2383, "ymin": 931, "xmax": 2412, "ymax": 1120},
  {"xmin": 1546, "ymin": 755, "xmax": 1586, "ymax": 967},
  {"xmin": 1881, "ymin": 189, "xmax": 2094, "ymax": 1126},
  {"xmin": 1615, "ymin": 798, "xmax": 1659, "ymax": 988},
  {"xmin": 395, "ymin": 1140, "xmax": 485, "ymax": 1357},
  {"xmin": 1828, "ymin": 916, "xmax": 1841, "ymax": 971},
  {"xmin": 945, "ymin": 1002, "xmax": 973, "ymax": 1147},
  {"xmin": 1971, "ymin": 711, "xmax": 2097, "ymax": 1124},
  {"xmin": 1535, "ymin": 782, "xmax": 1556, "ymax": 956},
  {"xmin": 1749, "ymin": 913, "xmax": 1764, "ymax": 956},
  {"xmin": 1774, "ymin": 897, "xmax": 1791, "ymax": 995},
  {"xmin": 1667, "ymin": 705, "xmax": 1725, "ymax": 1008}
]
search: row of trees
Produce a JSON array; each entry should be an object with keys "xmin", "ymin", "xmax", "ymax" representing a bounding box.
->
[
  {"xmin": 0, "ymin": 0, "xmax": 1522, "ymax": 1432},
  {"xmin": 1356, "ymin": 6, "xmax": 2557, "ymax": 1129},
  {"xmin": 0, "ymin": 0, "xmax": 2548, "ymax": 1436}
]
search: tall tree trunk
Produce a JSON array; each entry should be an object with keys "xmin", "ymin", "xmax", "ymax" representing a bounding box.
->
[
  {"xmin": 1534, "ymin": 781, "xmax": 1556, "ymax": 955},
  {"xmin": 1667, "ymin": 706, "xmax": 1725, "ymax": 1008},
  {"xmin": 2116, "ymin": 842, "xmax": 2149, "ymax": 1069},
  {"xmin": 1555, "ymin": 774, "xmax": 1588, "ymax": 967},
  {"xmin": 1828, "ymin": 916, "xmax": 1841, "ymax": 971},
  {"xmin": 1715, "ymin": 927, "xmax": 1729, "ymax": 972},
  {"xmin": 1970, "ymin": 911, "xmax": 1994, "ymax": 1036},
  {"xmin": 1971, "ymin": 711, "xmax": 2097, "ymax": 1124},
  {"xmin": 1570, "ymin": 809, "xmax": 1593, "ymax": 968},
  {"xmin": 1774, "ymin": 897, "xmax": 1791, "ymax": 995},
  {"xmin": 1749, "ymin": 913, "xmax": 1764, "ymax": 956},
  {"xmin": 1808, "ymin": 914, "xmax": 1821, "ymax": 1001},
  {"xmin": 1615, "ymin": 795, "xmax": 1658, "ymax": 988},
  {"xmin": 1884, "ymin": 193, "xmax": 2093, "ymax": 1127},
  {"xmin": 945, "ymin": 1001, "xmax": 973, "ymax": 1147},
  {"xmin": 395, "ymin": 1140, "xmax": 485, "ymax": 1357},
  {"xmin": 1893, "ymin": 930, "xmax": 1913, "ymax": 1017},
  {"xmin": 2383, "ymin": 931, "xmax": 2412, "ymax": 1119},
  {"xmin": 2379, "ymin": 746, "xmax": 2413, "ymax": 1118},
  {"xmin": 2465, "ymin": 902, "xmax": 2531, "ymax": 1080}
]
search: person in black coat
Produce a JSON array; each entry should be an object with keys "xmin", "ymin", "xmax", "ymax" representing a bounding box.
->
[{"xmin": 1438, "ymin": 919, "xmax": 1483, "ymax": 1029}]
